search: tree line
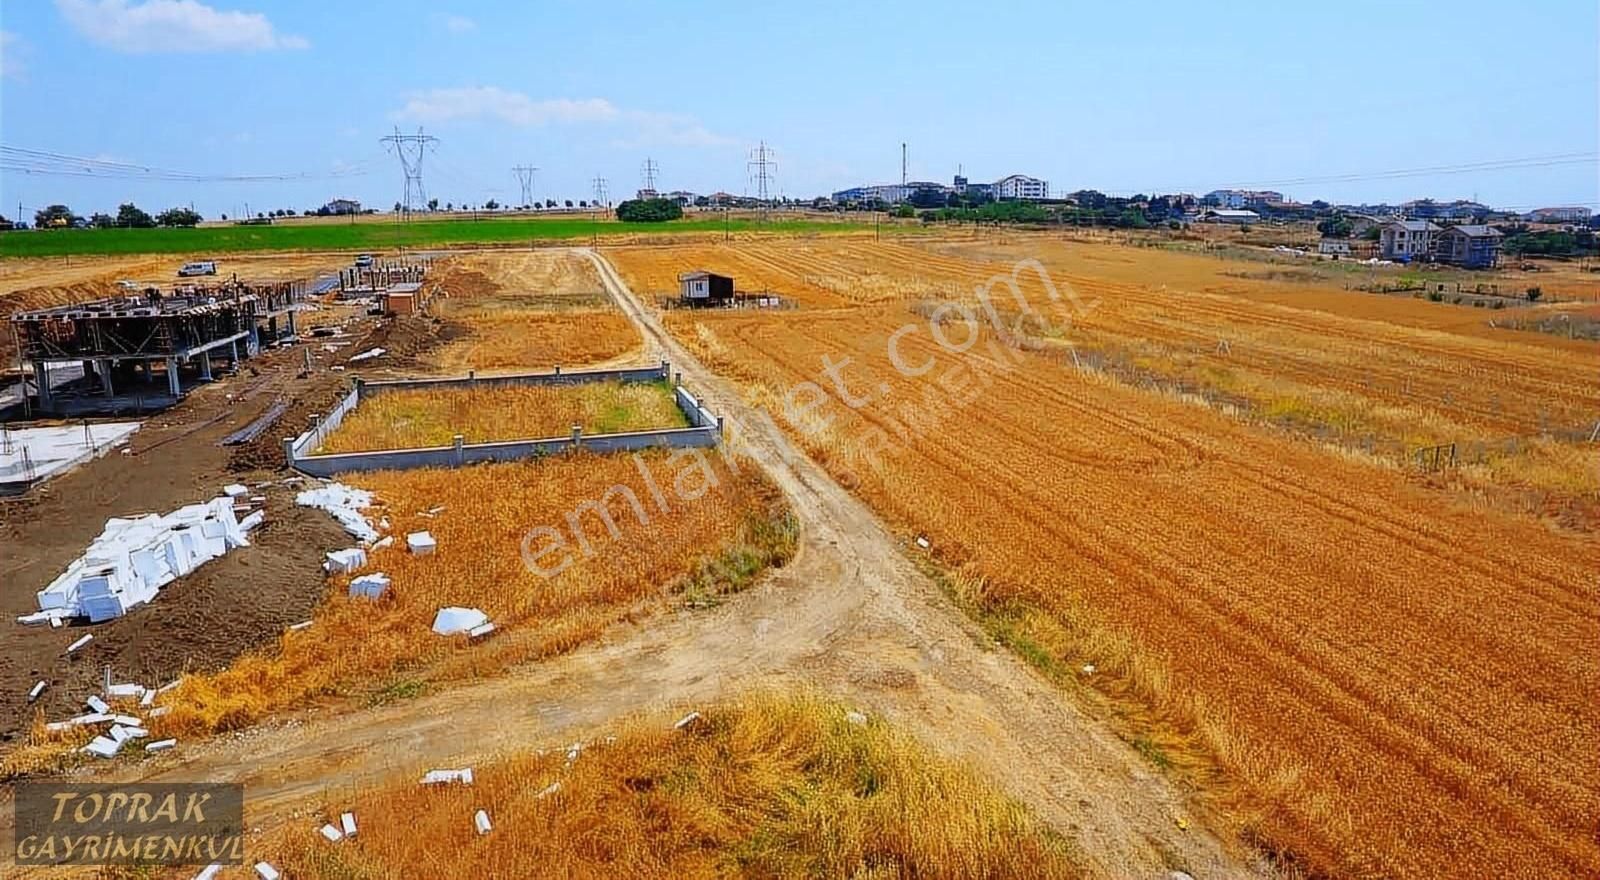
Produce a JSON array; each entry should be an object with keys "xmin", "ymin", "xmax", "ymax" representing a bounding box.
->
[{"xmin": 27, "ymin": 202, "xmax": 202, "ymax": 229}]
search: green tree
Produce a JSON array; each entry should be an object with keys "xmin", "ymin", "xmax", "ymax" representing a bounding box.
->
[
  {"xmin": 116, "ymin": 203, "xmax": 156, "ymax": 228},
  {"xmin": 427, "ymin": 198, "xmax": 439, "ymax": 212},
  {"xmin": 34, "ymin": 204, "xmax": 80, "ymax": 228},
  {"xmin": 156, "ymin": 207, "xmax": 203, "ymax": 227},
  {"xmin": 89, "ymin": 212, "xmax": 116, "ymax": 229},
  {"xmin": 893, "ymin": 204, "xmax": 916, "ymax": 218},
  {"xmin": 615, "ymin": 198, "xmax": 684, "ymax": 222},
  {"xmin": 484, "ymin": 199, "xmax": 500, "ymax": 210}
]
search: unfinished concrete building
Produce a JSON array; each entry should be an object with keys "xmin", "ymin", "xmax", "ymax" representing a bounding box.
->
[{"xmin": 9, "ymin": 281, "xmax": 302, "ymax": 414}]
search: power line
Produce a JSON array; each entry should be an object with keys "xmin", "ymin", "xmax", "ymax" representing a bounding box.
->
[
  {"xmin": 641, "ymin": 158, "xmax": 659, "ymax": 194},
  {"xmin": 592, "ymin": 175, "xmax": 609, "ymax": 210},
  {"xmin": 379, "ymin": 127, "xmax": 438, "ymax": 218},
  {"xmin": 748, "ymin": 141, "xmax": 776, "ymax": 215},
  {"xmin": 0, "ymin": 145, "xmax": 372, "ymax": 182},
  {"xmin": 512, "ymin": 164, "xmax": 538, "ymax": 207}
]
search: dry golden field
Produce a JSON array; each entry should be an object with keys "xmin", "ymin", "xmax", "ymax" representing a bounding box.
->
[
  {"xmin": 317, "ymin": 381, "xmax": 688, "ymax": 452},
  {"xmin": 146, "ymin": 452, "xmax": 792, "ymax": 738},
  {"xmin": 607, "ymin": 239, "xmax": 1600, "ymax": 879},
  {"xmin": 428, "ymin": 251, "xmax": 640, "ymax": 371},
  {"xmin": 260, "ymin": 693, "xmax": 1081, "ymax": 879}
]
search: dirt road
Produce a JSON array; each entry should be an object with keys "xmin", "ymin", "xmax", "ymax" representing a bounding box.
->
[{"xmin": 4, "ymin": 250, "xmax": 1267, "ymax": 879}]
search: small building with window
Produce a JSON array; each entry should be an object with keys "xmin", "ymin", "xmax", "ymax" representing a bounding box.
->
[
  {"xmin": 679, "ymin": 270, "xmax": 734, "ymax": 306},
  {"xmin": 1432, "ymin": 225, "xmax": 1503, "ymax": 269},
  {"xmin": 1379, "ymin": 220, "xmax": 1441, "ymax": 261}
]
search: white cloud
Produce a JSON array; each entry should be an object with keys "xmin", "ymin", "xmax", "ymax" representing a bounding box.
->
[
  {"xmin": 396, "ymin": 88, "xmax": 619, "ymax": 126},
  {"xmin": 393, "ymin": 86, "xmax": 734, "ymax": 148},
  {"xmin": 54, "ymin": 0, "xmax": 308, "ymax": 53},
  {"xmin": 442, "ymin": 14, "xmax": 475, "ymax": 33},
  {"xmin": 1, "ymin": 30, "xmax": 26, "ymax": 79}
]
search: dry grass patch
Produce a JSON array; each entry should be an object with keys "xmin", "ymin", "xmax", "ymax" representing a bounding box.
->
[
  {"xmin": 264, "ymin": 692, "xmax": 1082, "ymax": 879},
  {"xmin": 317, "ymin": 381, "xmax": 688, "ymax": 452},
  {"xmin": 629, "ymin": 251, "xmax": 1599, "ymax": 879},
  {"xmin": 156, "ymin": 451, "xmax": 793, "ymax": 737},
  {"xmin": 431, "ymin": 251, "xmax": 639, "ymax": 371}
]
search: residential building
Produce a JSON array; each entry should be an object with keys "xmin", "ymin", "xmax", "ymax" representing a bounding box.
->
[
  {"xmin": 1204, "ymin": 189, "xmax": 1284, "ymax": 209},
  {"xmin": 1524, "ymin": 206, "xmax": 1592, "ymax": 224},
  {"xmin": 1432, "ymin": 225, "xmax": 1503, "ymax": 269},
  {"xmin": 1379, "ymin": 220, "xmax": 1441, "ymax": 260},
  {"xmin": 1401, "ymin": 199, "xmax": 1489, "ymax": 221},
  {"xmin": 321, "ymin": 198, "xmax": 361, "ymax": 215},
  {"xmin": 664, "ymin": 190, "xmax": 697, "ymax": 207},
  {"xmin": 679, "ymin": 270, "xmax": 734, "ymax": 305},
  {"xmin": 1318, "ymin": 239, "xmax": 1352, "ymax": 256},
  {"xmin": 993, "ymin": 174, "xmax": 1049, "ymax": 200}
]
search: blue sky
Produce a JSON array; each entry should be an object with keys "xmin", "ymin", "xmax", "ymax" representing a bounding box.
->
[{"xmin": 0, "ymin": 0, "xmax": 1595, "ymax": 219}]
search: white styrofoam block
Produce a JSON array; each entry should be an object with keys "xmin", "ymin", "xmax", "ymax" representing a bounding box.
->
[
  {"xmin": 474, "ymin": 809, "xmax": 492, "ymax": 835},
  {"xmin": 223, "ymin": 484, "xmax": 249, "ymax": 497},
  {"xmin": 116, "ymin": 726, "xmax": 149, "ymax": 740},
  {"xmin": 140, "ymin": 689, "xmax": 156, "ymax": 707},
  {"xmin": 65, "ymin": 634, "xmax": 93, "ymax": 654},
  {"xmin": 145, "ymin": 738, "xmax": 177, "ymax": 752},
  {"xmin": 431, "ymin": 607, "xmax": 487, "ymax": 636},
  {"xmin": 239, "ymin": 511, "xmax": 265, "ymax": 532},
  {"xmin": 107, "ymin": 683, "xmax": 145, "ymax": 699},
  {"xmin": 149, "ymin": 706, "xmax": 171, "ymax": 718},
  {"xmin": 112, "ymin": 714, "xmax": 142, "ymax": 726},
  {"xmin": 194, "ymin": 864, "xmax": 222, "ymax": 880},
  {"xmin": 406, "ymin": 531, "xmax": 437, "ymax": 555},
  {"xmin": 68, "ymin": 712, "xmax": 113, "ymax": 726},
  {"xmin": 83, "ymin": 594, "xmax": 128, "ymax": 623},
  {"xmin": 289, "ymin": 620, "xmax": 313, "ymax": 632},
  {"xmin": 84, "ymin": 736, "xmax": 122, "ymax": 758},
  {"xmin": 340, "ymin": 811, "xmax": 357, "ymax": 837},
  {"xmin": 156, "ymin": 680, "xmax": 181, "ymax": 694},
  {"xmin": 109, "ymin": 725, "xmax": 133, "ymax": 743},
  {"xmin": 28, "ymin": 681, "xmax": 47, "ymax": 702},
  {"xmin": 467, "ymin": 622, "xmax": 496, "ymax": 639},
  {"xmin": 87, "ymin": 695, "xmax": 111, "ymax": 714},
  {"xmin": 673, "ymin": 711, "xmax": 703, "ymax": 731},
  {"xmin": 325, "ymin": 548, "xmax": 367, "ymax": 574},
  {"xmin": 17, "ymin": 611, "xmax": 55, "ymax": 626},
  {"xmin": 420, "ymin": 768, "xmax": 473, "ymax": 786},
  {"xmin": 319, "ymin": 823, "xmax": 344, "ymax": 842},
  {"xmin": 254, "ymin": 862, "xmax": 281, "ymax": 880},
  {"xmin": 349, "ymin": 573, "xmax": 390, "ymax": 600}
]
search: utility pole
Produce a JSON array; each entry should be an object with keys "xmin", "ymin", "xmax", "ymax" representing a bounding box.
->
[
  {"xmin": 592, "ymin": 176, "xmax": 609, "ymax": 215},
  {"xmin": 512, "ymin": 165, "xmax": 538, "ymax": 208},
  {"xmin": 380, "ymin": 127, "xmax": 439, "ymax": 220},
  {"xmin": 747, "ymin": 141, "xmax": 776, "ymax": 221},
  {"xmin": 901, "ymin": 142, "xmax": 907, "ymax": 187},
  {"xmin": 641, "ymin": 158, "xmax": 659, "ymax": 194}
]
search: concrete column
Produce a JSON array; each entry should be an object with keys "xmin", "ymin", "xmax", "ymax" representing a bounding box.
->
[
  {"xmin": 199, "ymin": 355, "xmax": 213, "ymax": 382},
  {"xmin": 570, "ymin": 425, "xmax": 582, "ymax": 446},
  {"xmin": 282, "ymin": 438, "xmax": 296, "ymax": 468},
  {"xmin": 101, "ymin": 361, "xmax": 114, "ymax": 398},
  {"xmin": 166, "ymin": 357, "xmax": 181, "ymax": 398},
  {"xmin": 230, "ymin": 340, "xmax": 239, "ymax": 367},
  {"xmin": 36, "ymin": 362, "xmax": 51, "ymax": 406},
  {"xmin": 286, "ymin": 307, "xmax": 298, "ymax": 337},
  {"xmin": 452, "ymin": 434, "xmax": 465, "ymax": 468}
]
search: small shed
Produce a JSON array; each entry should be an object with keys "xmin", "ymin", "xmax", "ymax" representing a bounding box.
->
[
  {"xmin": 382, "ymin": 281, "xmax": 424, "ymax": 316},
  {"xmin": 679, "ymin": 271, "xmax": 734, "ymax": 304}
]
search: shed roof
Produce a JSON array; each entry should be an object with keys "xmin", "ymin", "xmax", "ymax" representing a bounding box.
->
[
  {"xmin": 1443, "ymin": 224, "xmax": 1503, "ymax": 238},
  {"xmin": 1386, "ymin": 220, "xmax": 1441, "ymax": 232}
]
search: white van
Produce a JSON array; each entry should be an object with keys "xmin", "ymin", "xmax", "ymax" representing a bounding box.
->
[{"xmin": 178, "ymin": 260, "xmax": 218, "ymax": 277}]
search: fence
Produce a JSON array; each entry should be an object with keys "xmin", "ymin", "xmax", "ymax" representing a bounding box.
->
[{"xmin": 284, "ymin": 361, "xmax": 723, "ymax": 477}]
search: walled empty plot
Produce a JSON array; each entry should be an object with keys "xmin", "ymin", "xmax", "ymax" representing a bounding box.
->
[
  {"xmin": 608, "ymin": 241, "xmax": 1600, "ymax": 879},
  {"xmin": 317, "ymin": 381, "xmax": 687, "ymax": 453}
]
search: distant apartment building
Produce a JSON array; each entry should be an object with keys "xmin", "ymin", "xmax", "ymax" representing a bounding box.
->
[
  {"xmin": 1401, "ymin": 199, "xmax": 1489, "ymax": 221},
  {"xmin": 993, "ymin": 174, "xmax": 1049, "ymax": 200},
  {"xmin": 321, "ymin": 198, "xmax": 362, "ymax": 215},
  {"xmin": 1524, "ymin": 206, "xmax": 1592, "ymax": 224},
  {"xmin": 664, "ymin": 190, "xmax": 698, "ymax": 206},
  {"xmin": 1433, "ymin": 225, "xmax": 1503, "ymax": 269},
  {"xmin": 1204, "ymin": 189, "xmax": 1284, "ymax": 209},
  {"xmin": 1379, "ymin": 220, "xmax": 1441, "ymax": 260}
]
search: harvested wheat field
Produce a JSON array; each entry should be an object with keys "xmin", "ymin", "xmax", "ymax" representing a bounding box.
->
[
  {"xmin": 260, "ymin": 693, "xmax": 1081, "ymax": 880},
  {"xmin": 317, "ymin": 381, "xmax": 688, "ymax": 452},
  {"xmin": 135, "ymin": 452, "xmax": 792, "ymax": 739},
  {"xmin": 429, "ymin": 250, "xmax": 640, "ymax": 371},
  {"xmin": 608, "ymin": 240, "xmax": 1600, "ymax": 879}
]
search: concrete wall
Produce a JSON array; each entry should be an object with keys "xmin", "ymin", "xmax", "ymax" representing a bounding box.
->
[
  {"xmin": 285, "ymin": 362, "xmax": 722, "ymax": 478},
  {"xmin": 360, "ymin": 362, "xmax": 671, "ymax": 399}
]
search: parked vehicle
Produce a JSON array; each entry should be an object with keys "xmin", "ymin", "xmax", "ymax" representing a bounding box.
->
[
  {"xmin": 177, "ymin": 260, "xmax": 218, "ymax": 277},
  {"xmin": 355, "ymin": 254, "xmax": 374, "ymax": 268}
]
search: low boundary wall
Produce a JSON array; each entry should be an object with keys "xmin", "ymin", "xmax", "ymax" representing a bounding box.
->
[{"xmin": 284, "ymin": 361, "xmax": 723, "ymax": 477}]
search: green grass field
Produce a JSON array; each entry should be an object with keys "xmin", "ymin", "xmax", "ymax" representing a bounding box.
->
[{"xmin": 0, "ymin": 216, "xmax": 888, "ymax": 258}]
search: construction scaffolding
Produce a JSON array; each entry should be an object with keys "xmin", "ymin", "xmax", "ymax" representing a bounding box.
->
[{"xmin": 9, "ymin": 280, "xmax": 302, "ymax": 414}]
